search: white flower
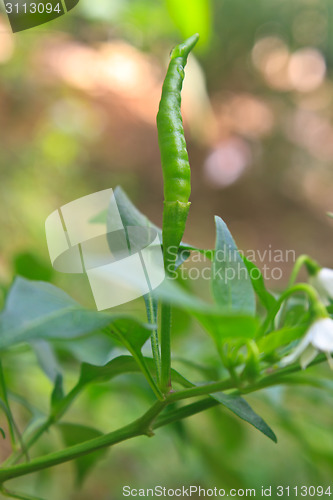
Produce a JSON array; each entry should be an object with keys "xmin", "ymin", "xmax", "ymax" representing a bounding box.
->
[
  {"xmin": 280, "ymin": 317, "xmax": 333, "ymax": 369},
  {"xmin": 310, "ymin": 267, "xmax": 333, "ymax": 306}
]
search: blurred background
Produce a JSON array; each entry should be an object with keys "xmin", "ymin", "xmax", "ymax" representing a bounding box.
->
[{"xmin": 1, "ymin": 0, "xmax": 333, "ymax": 498}]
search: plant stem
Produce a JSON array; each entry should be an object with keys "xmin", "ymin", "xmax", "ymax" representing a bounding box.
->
[
  {"xmin": 160, "ymin": 303, "xmax": 172, "ymax": 393},
  {"xmin": 0, "ymin": 422, "xmax": 140, "ymax": 483},
  {"xmin": 277, "ymin": 255, "xmax": 320, "ymax": 327},
  {"xmin": 259, "ymin": 283, "xmax": 326, "ymax": 336},
  {"xmin": 0, "ymin": 396, "xmax": 216, "ymax": 483},
  {"xmin": 288, "ymin": 255, "xmax": 319, "ymax": 287},
  {"xmin": 0, "ymin": 400, "xmax": 166, "ymax": 483},
  {"xmin": 4, "ymin": 350, "xmax": 165, "ymax": 468},
  {"xmin": 144, "ymin": 293, "xmax": 161, "ymax": 384},
  {"xmin": 0, "ymin": 352, "xmax": 326, "ymax": 484}
]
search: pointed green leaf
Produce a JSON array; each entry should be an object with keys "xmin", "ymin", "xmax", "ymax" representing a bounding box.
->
[
  {"xmin": 58, "ymin": 423, "xmax": 106, "ymax": 485},
  {"xmin": 211, "ymin": 392, "xmax": 277, "ymax": 442},
  {"xmin": 212, "ymin": 217, "xmax": 255, "ymax": 315}
]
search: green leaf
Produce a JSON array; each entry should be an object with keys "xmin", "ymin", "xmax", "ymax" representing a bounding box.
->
[
  {"xmin": 156, "ymin": 278, "xmax": 259, "ymax": 341},
  {"xmin": 107, "ymin": 318, "xmax": 153, "ymax": 357},
  {"xmin": 79, "ymin": 355, "xmax": 190, "ymax": 388},
  {"xmin": 257, "ymin": 325, "xmax": 308, "ymax": 354},
  {"xmin": 211, "ymin": 217, "xmax": 256, "ymax": 315},
  {"xmin": 114, "ymin": 186, "xmax": 160, "ymax": 232},
  {"xmin": 156, "ymin": 277, "xmax": 211, "ymax": 312},
  {"xmin": 58, "ymin": 423, "xmax": 107, "ymax": 485},
  {"xmin": 54, "ymin": 356, "xmax": 188, "ymax": 422},
  {"xmin": 163, "ymin": 365, "xmax": 276, "ymax": 442},
  {"xmin": 211, "ymin": 392, "xmax": 277, "ymax": 442},
  {"xmin": 242, "ymin": 257, "xmax": 277, "ymax": 311},
  {"xmin": 0, "ymin": 278, "xmax": 142, "ymax": 350},
  {"xmin": 0, "ymin": 427, "xmax": 5, "ymax": 439},
  {"xmin": 79, "ymin": 355, "xmax": 140, "ymax": 386}
]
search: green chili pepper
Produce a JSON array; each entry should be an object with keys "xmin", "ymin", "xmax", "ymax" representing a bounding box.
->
[
  {"xmin": 157, "ymin": 34, "xmax": 199, "ymax": 393},
  {"xmin": 157, "ymin": 33, "xmax": 199, "ymax": 272}
]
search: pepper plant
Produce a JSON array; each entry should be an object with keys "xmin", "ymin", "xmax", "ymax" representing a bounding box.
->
[{"xmin": 0, "ymin": 35, "xmax": 333, "ymax": 499}]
